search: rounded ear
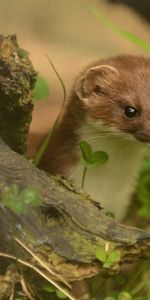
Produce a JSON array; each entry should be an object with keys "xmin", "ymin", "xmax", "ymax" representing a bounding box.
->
[{"xmin": 76, "ymin": 64, "xmax": 118, "ymax": 102}]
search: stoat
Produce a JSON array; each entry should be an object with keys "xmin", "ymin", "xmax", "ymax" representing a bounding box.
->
[{"xmin": 39, "ymin": 55, "xmax": 150, "ymax": 220}]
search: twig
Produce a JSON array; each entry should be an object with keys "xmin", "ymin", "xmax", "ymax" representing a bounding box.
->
[
  {"xmin": 14, "ymin": 237, "xmax": 71, "ymax": 288},
  {"xmin": 20, "ymin": 275, "xmax": 35, "ymax": 300},
  {"xmin": 0, "ymin": 252, "xmax": 76, "ymax": 300},
  {"xmin": 9, "ymin": 288, "xmax": 14, "ymax": 300}
]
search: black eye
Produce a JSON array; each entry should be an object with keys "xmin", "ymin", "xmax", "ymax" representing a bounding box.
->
[{"xmin": 124, "ymin": 106, "xmax": 138, "ymax": 118}]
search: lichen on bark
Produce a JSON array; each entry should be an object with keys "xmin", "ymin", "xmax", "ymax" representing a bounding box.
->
[{"xmin": 0, "ymin": 34, "xmax": 37, "ymax": 154}]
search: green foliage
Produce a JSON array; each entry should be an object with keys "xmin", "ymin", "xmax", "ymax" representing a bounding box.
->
[
  {"xmin": 56, "ymin": 290, "xmax": 68, "ymax": 299},
  {"xmin": 137, "ymin": 151, "xmax": 150, "ymax": 219},
  {"xmin": 96, "ymin": 247, "xmax": 107, "ymax": 263},
  {"xmin": 90, "ymin": 6, "xmax": 150, "ymax": 52},
  {"xmin": 104, "ymin": 292, "xmax": 132, "ymax": 300},
  {"xmin": 80, "ymin": 141, "xmax": 108, "ymax": 188},
  {"xmin": 43, "ymin": 283, "xmax": 56, "ymax": 293},
  {"xmin": 96, "ymin": 246, "xmax": 121, "ymax": 269},
  {"xmin": 43, "ymin": 284, "xmax": 68, "ymax": 299},
  {"xmin": 80, "ymin": 141, "xmax": 92, "ymax": 162},
  {"xmin": 103, "ymin": 250, "xmax": 121, "ymax": 269},
  {"xmin": 105, "ymin": 211, "xmax": 116, "ymax": 219},
  {"xmin": 80, "ymin": 141, "xmax": 108, "ymax": 167},
  {"xmin": 18, "ymin": 48, "xmax": 30, "ymax": 59},
  {"xmin": 32, "ymin": 75, "xmax": 49, "ymax": 101},
  {"xmin": 118, "ymin": 292, "xmax": 132, "ymax": 300},
  {"xmin": 1, "ymin": 185, "xmax": 42, "ymax": 214},
  {"xmin": 33, "ymin": 130, "xmax": 52, "ymax": 166},
  {"xmin": 89, "ymin": 150, "xmax": 108, "ymax": 167}
]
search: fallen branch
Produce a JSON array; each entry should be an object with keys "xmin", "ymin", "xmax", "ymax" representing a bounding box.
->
[{"xmin": 0, "ymin": 139, "xmax": 150, "ymax": 277}]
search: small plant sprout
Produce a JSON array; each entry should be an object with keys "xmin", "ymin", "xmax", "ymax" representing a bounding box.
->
[
  {"xmin": 79, "ymin": 141, "xmax": 108, "ymax": 189},
  {"xmin": 96, "ymin": 245, "xmax": 121, "ymax": 269},
  {"xmin": 43, "ymin": 283, "xmax": 68, "ymax": 299}
]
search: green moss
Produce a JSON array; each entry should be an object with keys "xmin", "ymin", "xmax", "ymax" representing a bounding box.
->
[{"xmin": 64, "ymin": 230, "xmax": 98, "ymax": 262}]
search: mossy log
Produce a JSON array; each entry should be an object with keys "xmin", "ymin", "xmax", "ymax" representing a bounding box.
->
[{"xmin": 0, "ymin": 139, "xmax": 150, "ymax": 282}]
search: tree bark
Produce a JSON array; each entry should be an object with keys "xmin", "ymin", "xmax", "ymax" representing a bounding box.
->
[
  {"xmin": 0, "ymin": 138, "xmax": 150, "ymax": 281},
  {"xmin": 0, "ymin": 34, "xmax": 37, "ymax": 154}
]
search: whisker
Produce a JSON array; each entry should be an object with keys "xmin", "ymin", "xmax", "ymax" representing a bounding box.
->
[{"xmin": 77, "ymin": 132, "xmax": 136, "ymax": 150}]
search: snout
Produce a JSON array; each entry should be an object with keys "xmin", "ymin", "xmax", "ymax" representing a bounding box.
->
[{"xmin": 134, "ymin": 130, "xmax": 150, "ymax": 143}]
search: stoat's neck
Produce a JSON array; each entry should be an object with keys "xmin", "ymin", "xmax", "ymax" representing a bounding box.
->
[
  {"xmin": 39, "ymin": 96, "xmax": 86, "ymax": 174},
  {"xmin": 68, "ymin": 121, "xmax": 147, "ymax": 220}
]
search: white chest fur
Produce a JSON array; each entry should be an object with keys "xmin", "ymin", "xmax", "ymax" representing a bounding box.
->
[{"xmin": 68, "ymin": 123, "xmax": 147, "ymax": 220}]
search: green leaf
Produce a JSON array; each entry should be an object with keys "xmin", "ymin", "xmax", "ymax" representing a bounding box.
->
[
  {"xmin": 43, "ymin": 283, "xmax": 56, "ymax": 293},
  {"xmin": 104, "ymin": 297, "xmax": 115, "ymax": 300},
  {"xmin": 105, "ymin": 211, "xmax": 115, "ymax": 219},
  {"xmin": 104, "ymin": 250, "xmax": 121, "ymax": 268},
  {"xmin": 32, "ymin": 75, "xmax": 49, "ymax": 101},
  {"xmin": 96, "ymin": 247, "xmax": 107, "ymax": 262},
  {"xmin": 88, "ymin": 151, "xmax": 108, "ymax": 167},
  {"xmin": 80, "ymin": 141, "xmax": 92, "ymax": 163},
  {"xmin": 138, "ymin": 206, "xmax": 150, "ymax": 219},
  {"xmin": 137, "ymin": 171, "xmax": 150, "ymax": 219},
  {"xmin": 56, "ymin": 289, "xmax": 68, "ymax": 299},
  {"xmin": 118, "ymin": 292, "xmax": 132, "ymax": 300}
]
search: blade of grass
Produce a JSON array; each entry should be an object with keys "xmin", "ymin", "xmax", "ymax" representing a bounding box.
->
[
  {"xmin": 90, "ymin": 6, "xmax": 150, "ymax": 53},
  {"xmin": 33, "ymin": 56, "xmax": 67, "ymax": 166}
]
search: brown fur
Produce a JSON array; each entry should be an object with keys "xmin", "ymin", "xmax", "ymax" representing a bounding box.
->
[{"xmin": 39, "ymin": 55, "xmax": 150, "ymax": 174}]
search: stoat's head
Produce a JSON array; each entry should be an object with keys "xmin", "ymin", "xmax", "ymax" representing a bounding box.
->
[{"xmin": 75, "ymin": 56, "xmax": 150, "ymax": 143}]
